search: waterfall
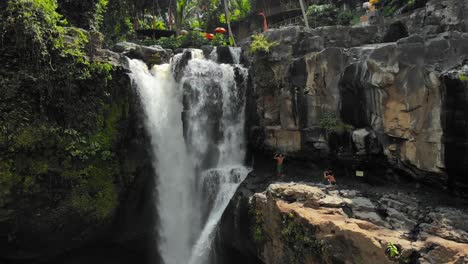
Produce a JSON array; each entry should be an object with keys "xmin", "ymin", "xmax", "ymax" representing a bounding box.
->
[{"xmin": 128, "ymin": 48, "xmax": 249, "ymax": 264}]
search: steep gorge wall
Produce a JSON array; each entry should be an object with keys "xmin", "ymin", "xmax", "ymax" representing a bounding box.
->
[{"xmin": 243, "ymin": 0, "xmax": 468, "ymax": 192}]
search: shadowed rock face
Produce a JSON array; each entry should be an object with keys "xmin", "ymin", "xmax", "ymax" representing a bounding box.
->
[
  {"xmin": 245, "ymin": 24, "xmax": 468, "ymax": 190},
  {"xmin": 442, "ymin": 69, "xmax": 468, "ymax": 194}
]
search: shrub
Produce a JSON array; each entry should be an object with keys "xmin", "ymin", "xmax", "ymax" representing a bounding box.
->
[
  {"xmin": 319, "ymin": 112, "xmax": 353, "ymax": 133},
  {"xmin": 337, "ymin": 9, "xmax": 354, "ymax": 26},
  {"xmin": 180, "ymin": 31, "xmax": 210, "ymax": 48},
  {"xmin": 249, "ymin": 34, "xmax": 278, "ymax": 53},
  {"xmin": 211, "ymin": 33, "xmax": 227, "ymax": 46},
  {"xmin": 307, "ymin": 4, "xmax": 337, "ymax": 27},
  {"xmin": 141, "ymin": 36, "xmax": 179, "ymax": 50}
]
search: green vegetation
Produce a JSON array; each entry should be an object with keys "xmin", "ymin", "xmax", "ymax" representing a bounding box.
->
[
  {"xmin": 1, "ymin": 99, "xmax": 125, "ymax": 221},
  {"xmin": 141, "ymin": 31, "xmax": 228, "ymax": 50},
  {"xmin": 386, "ymin": 242, "xmax": 400, "ymax": 258},
  {"xmin": 211, "ymin": 33, "xmax": 227, "ymax": 46},
  {"xmin": 281, "ymin": 212, "xmax": 330, "ymax": 263},
  {"xmin": 101, "ymin": 0, "xmax": 135, "ymax": 45},
  {"xmin": 0, "ymin": 0, "xmax": 127, "ymax": 222},
  {"xmin": 307, "ymin": 4, "xmax": 336, "ymax": 27},
  {"xmin": 220, "ymin": 0, "xmax": 251, "ymax": 23},
  {"xmin": 250, "ymin": 206, "xmax": 266, "ymax": 243},
  {"xmin": 337, "ymin": 9, "xmax": 355, "ymax": 26},
  {"xmin": 154, "ymin": 32, "xmax": 208, "ymax": 49},
  {"xmin": 319, "ymin": 112, "xmax": 353, "ymax": 133},
  {"xmin": 250, "ymin": 34, "xmax": 278, "ymax": 54},
  {"xmin": 95, "ymin": 0, "xmax": 109, "ymax": 30},
  {"xmin": 4, "ymin": 0, "xmax": 67, "ymax": 64},
  {"xmin": 459, "ymin": 73, "xmax": 468, "ymax": 81},
  {"xmin": 307, "ymin": 4, "xmax": 358, "ymax": 27},
  {"xmin": 99, "ymin": 0, "xmax": 251, "ymax": 46}
]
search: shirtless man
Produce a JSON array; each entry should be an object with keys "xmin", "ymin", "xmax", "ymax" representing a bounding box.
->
[
  {"xmin": 273, "ymin": 153, "xmax": 285, "ymax": 177},
  {"xmin": 323, "ymin": 169, "xmax": 337, "ymax": 185}
]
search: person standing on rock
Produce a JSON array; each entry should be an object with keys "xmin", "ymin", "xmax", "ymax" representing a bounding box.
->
[
  {"xmin": 273, "ymin": 153, "xmax": 285, "ymax": 177},
  {"xmin": 324, "ymin": 169, "xmax": 337, "ymax": 185}
]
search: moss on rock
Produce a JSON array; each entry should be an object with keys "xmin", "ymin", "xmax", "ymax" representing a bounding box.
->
[
  {"xmin": 0, "ymin": 0, "xmax": 130, "ymax": 225},
  {"xmin": 280, "ymin": 212, "xmax": 330, "ymax": 263}
]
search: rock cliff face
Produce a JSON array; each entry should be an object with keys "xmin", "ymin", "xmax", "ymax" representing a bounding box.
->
[
  {"xmin": 243, "ymin": 183, "xmax": 468, "ymax": 264},
  {"xmin": 216, "ymin": 0, "xmax": 468, "ymax": 262},
  {"xmin": 243, "ymin": 0, "xmax": 468, "ymax": 192}
]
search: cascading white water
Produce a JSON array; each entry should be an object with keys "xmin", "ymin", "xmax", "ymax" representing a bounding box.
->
[
  {"xmin": 128, "ymin": 60, "xmax": 197, "ymax": 264},
  {"xmin": 128, "ymin": 48, "xmax": 249, "ymax": 264},
  {"xmin": 229, "ymin": 47, "xmax": 242, "ymax": 64}
]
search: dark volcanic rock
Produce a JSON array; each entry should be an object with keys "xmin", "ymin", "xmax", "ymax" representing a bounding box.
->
[
  {"xmin": 383, "ymin": 21, "xmax": 409, "ymax": 42},
  {"xmin": 441, "ymin": 66, "xmax": 468, "ymax": 195},
  {"xmin": 216, "ymin": 46, "xmax": 235, "ymax": 64},
  {"xmin": 245, "ymin": 25, "xmax": 468, "ymax": 191}
]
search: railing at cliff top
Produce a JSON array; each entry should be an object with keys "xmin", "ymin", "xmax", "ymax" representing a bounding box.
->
[{"xmin": 253, "ymin": 15, "xmax": 305, "ymax": 34}]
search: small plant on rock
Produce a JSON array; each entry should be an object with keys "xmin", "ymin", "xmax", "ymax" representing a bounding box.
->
[
  {"xmin": 318, "ymin": 112, "xmax": 353, "ymax": 133},
  {"xmin": 249, "ymin": 34, "xmax": 278, "ymax": 54},
  {"xmin": 386, "ymin": 242, "xmax": 400, "ymax": 258},
  {"xmin": 459, "ymin": 73, "xmax": 468, "ymax": 81}
]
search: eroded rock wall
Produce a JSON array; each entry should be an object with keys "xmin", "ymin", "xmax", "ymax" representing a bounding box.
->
[{"xmin": 244, "ymin": 16, "xmax": 468, "ymax": 190}]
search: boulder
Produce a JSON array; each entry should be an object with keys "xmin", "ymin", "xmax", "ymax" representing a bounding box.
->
[
  {"xmin": 246, "ymin": 183, "xmax": 468, "ymax": 264},
  {"xmin": 268, "ymin": 183, "xmax": 325, "ymax": 203},
  {"xmin": 216, "ymin": 46, "xmax": 234, "ymax": 64},
  {"xmin": 382, "ymin": 21, "xmax": 409, "ymax": 43},
  {"xmin": 112, "ymin": 42, "xmax": 171, "ymax": 65}
]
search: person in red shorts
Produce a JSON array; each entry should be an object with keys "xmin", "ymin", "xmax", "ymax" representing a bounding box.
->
[
  {"xmin": 323, "ymin": 169, "xmax": 337, "ymax": 185},
  {"xmin": 273, "ymin": 153, "xmax": 285, "ymax": 177}
]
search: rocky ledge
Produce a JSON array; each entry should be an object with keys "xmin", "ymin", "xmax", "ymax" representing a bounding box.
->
[{"xmin": 219, "ymin": 181, "xmax": 468, "ymax": 264}]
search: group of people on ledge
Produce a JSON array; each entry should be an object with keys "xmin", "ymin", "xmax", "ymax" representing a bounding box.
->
[{"xmin": 273, "ymin": 153, "xmax": 337, "ymax": 186}]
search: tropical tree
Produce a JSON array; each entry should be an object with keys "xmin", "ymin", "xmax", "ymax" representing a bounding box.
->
[
  {"xmin": 176, "ymin": 0, "xmax": 199, "ymax": 29},
  {"xmin": 223, "ymin": 0, "xmax": 236, "ymax": 46}
]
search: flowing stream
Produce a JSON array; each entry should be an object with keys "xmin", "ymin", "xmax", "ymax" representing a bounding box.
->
[{"xmin": 128, "ymin": 48, "xmax": 249, "ymax": 264}]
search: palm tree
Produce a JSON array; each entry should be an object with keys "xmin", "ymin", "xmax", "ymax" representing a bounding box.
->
[{"xmin": 223, "ymin": 0, "xmax": 237, "ymax": 46}]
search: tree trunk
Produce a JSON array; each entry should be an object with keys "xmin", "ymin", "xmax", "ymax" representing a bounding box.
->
[
  {"xmin": 299, "ymin": 0, "xmax": 309, "ymax": 28},
  {"xmin": 224, "ymin": 0, "xmax": 237, "ymax": 47}
]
